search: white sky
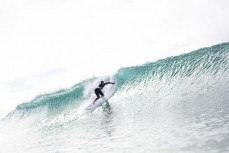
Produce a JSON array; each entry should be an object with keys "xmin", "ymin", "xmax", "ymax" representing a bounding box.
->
[{"xmin": 0, "ymin": 0, "xmax": 229, "ymax": 118}]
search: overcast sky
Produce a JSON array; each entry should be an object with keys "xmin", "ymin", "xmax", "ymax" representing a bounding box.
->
[{"xmin": 0, "ymin": 0, "xmax": 229, "ymax": 118}]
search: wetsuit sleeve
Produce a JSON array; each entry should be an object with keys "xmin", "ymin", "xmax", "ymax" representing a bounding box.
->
[{"xmin": 104, "ymin": 82, "xmax": 115, "ymax": 85}]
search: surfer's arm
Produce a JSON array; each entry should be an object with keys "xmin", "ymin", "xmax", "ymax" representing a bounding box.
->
[{"xmin": 104, "ymin": 82, "xmax": 115, "ymax": 85}]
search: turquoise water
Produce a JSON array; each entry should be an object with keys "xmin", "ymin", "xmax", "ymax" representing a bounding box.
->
[{"xmin": 0, "ymin": 43, "xmax": 229, "ymax": 153}]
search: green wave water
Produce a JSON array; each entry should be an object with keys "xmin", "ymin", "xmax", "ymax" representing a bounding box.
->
[{"xmin": 1, "ymin": 43, "xmax": 229, "ymax": 153}]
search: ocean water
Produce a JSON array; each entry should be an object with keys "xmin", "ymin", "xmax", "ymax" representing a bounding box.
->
[{"xmin": 0, "ymin": 43, "xmax": 229, "ymax": 153}]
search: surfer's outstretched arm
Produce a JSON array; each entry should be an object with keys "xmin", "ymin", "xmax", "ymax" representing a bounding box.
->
[{"xmin": 104, "ymin": 82, "xmax": 115, "ymax": 86}]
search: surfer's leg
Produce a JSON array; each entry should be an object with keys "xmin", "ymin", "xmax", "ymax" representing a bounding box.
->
[
  {"xmin": 93, "ymin": 95, "xmax": 100, "ymax": 104},
  {"xmin": 94, "ymin": 89, "xmax": 100, "ymax": 104},
  {"xmin": 98, "ymin": 89, "xmax": 104, "ymax": 97},
  {"xmin": 93, "ymin": 97, "xmax": 99, "ymax": 104}
]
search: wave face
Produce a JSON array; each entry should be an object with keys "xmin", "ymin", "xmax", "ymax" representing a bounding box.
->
[{"xmin": 0, "ymin": 43, "xmax": 229, "ymax": 153}]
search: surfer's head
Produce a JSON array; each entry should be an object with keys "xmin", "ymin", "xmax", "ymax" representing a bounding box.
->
[{"xmin": 101, "ymin": 81, "xmax": 104, "ymax": 84}]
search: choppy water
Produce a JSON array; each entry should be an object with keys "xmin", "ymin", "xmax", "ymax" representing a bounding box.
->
[{"xmin": 0, "ymin": 43, "xmax": 229, "ymax": 153}]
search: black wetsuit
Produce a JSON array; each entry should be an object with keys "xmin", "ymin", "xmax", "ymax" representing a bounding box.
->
[{"xmin": 94, "ymin": 83, "xmax": 105, "ymax": 98}]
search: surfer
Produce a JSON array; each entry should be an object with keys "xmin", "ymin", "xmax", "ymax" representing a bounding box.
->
[{"xmin": 93, "ymin": 81, "xmax": 115, "ymax": 104}]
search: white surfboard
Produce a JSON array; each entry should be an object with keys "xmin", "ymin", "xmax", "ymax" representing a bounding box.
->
[{"xmin": 85, "ymin": 97, "xmax": 109, "ymax": 110}]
